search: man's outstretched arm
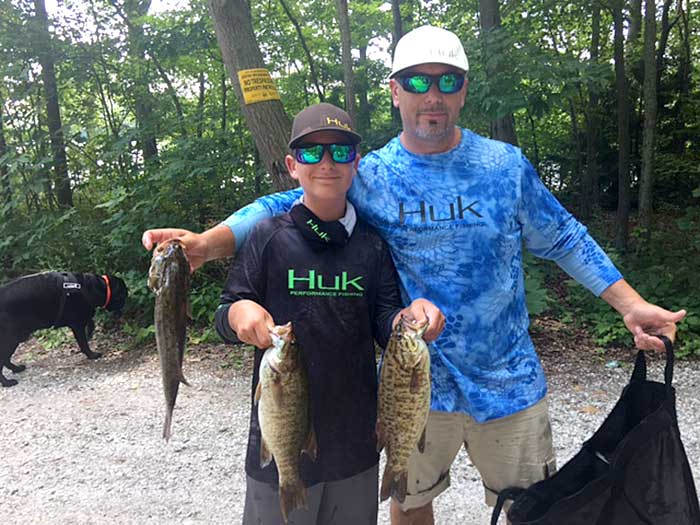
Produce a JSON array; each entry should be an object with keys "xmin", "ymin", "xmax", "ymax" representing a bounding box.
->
[
  {"xmin": 141, "ymin": 187, "xmax": 302, "ymax": 271},
  {"xmin": 142, "ymin": 225, "xmax": 235, "ymax": 272}
]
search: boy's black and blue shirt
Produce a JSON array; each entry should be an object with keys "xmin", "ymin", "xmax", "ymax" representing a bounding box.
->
[{"xmin": 216, "ymin": 203, "xmax": 403, "ymax": 487}]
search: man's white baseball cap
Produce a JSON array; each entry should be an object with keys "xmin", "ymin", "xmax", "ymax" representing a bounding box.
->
[{"xmin": 389, "ymin": 25, "xmax": 469, "ymax": 78}]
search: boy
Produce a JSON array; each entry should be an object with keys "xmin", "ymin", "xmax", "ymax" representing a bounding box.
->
[{"xmin": 215, "ymin": 103, "xmax": 443, "ymax": 524}]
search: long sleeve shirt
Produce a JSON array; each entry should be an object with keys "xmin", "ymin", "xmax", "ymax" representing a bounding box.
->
[{"xmin": 217, "ymin": 207, "xmax": 403, "ymax": 485}]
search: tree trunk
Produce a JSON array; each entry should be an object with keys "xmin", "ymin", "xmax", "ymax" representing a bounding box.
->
[
  {"xmin": 581, "ymin": 0, "xmax": 601, "ymax": 221},
  {"xmin": 638, "ymin": 0, "xmax": 658, "ymax": 240},
  {"xmin": 656, "ymin": 0, "xmax": 676, "ymax": 91},
  {"xmin": 34, "ymin": 0, "xmax": 72, "ymax": 208},
  {"xmin": 390, "ymin": 0, "xmax": 403, "ymax": 128},
  {"xmin": 279, "ymin": 0, "xmax": 324, "ymax": 102},
  {"xmin": 526, "ymin": 109, "xmax": 540, "ymax": 172},
  {"xmin": 119, "ymin": 0, "xmax": 159, "ymax": 165},
  {"xmin": 0, "ymin": 98, "xmax": 10, "ymax": 220},
  {"xmin": 628, "ymin": 0, "xmax": 643, "ymax": 46},
  {"xmin": 151, "ymin": 53, "xmax": 187, "ymax": 136},
  {"xmin": 672, "ymin": 0, "xmax": 690, "ymax": 154},
  {"xmin": 479, "ymin": 0, "xmax": 518, "ymax": 146},
  {"xmin": 613, "ymin": 1, "xmax": 631, "ymax": 252},
  {"xmin": 390, "ymin": 0, "xmax": 403, "ymax": 56},
  {"xmin": 197, "ymin": 71, "xmax": 206, "ymax": 139},
  {"xmin": 568, "ymin": 98, "xmax": 583, "ymax": 195},
  {"xmin": 357, "ymin": 45, "xmax": 371, "ymax": 133},
  {"xmin": 208, "ymin": 0, "xmax": 296, "ymax": 191},
  {"xmin": 221, "ymin": 67, "xmax": 228, "ymax": 132},
  {"xmin": 335, "ymin": 0, "xmax": 357, "ymax": 123}
]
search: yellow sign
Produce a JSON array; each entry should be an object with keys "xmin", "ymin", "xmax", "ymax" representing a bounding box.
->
[{"xmin": 238, "ymin": 68, "xmax": 281, "ymax": 104}]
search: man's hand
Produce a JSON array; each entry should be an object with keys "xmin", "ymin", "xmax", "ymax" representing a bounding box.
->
[
  {"xmin": 601, "ymin": 279, "xmax": 686, "ymax": 351},
  {"xmin": 228, "ymin": 300, "xmax": 275, "ymax": 349},
  {"xmin": 622, "ymin": 303, "xmax": 686, "ymax": 351},
  {"xmin": 394, "ymin": 298, "xmax": 445, "ymax": 342},
  {"xmin": 142, "ymin": 225, "xmax": 235, "ymax": 272}
]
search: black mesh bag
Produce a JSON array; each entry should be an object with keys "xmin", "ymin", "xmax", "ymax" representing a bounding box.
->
[{"xmin": 491, "ymin": 336, "xmax": 700, "ymax": 525}]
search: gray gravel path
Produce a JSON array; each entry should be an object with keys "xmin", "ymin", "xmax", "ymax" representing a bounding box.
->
[{"xmin": 2, "ymin": 335, "xmax": 699, "ymax": 524}]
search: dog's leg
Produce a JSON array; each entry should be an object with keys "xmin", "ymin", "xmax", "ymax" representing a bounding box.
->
[
  {"xmin": 71, "ymin": 325, "xmax": 102, "ymax": 359},
  {"xmin": 86, "ymin": 318, "xmax": 95, "ymax": 340},
  {"xmin": 0, "ymin": 340, "xmax": 20, "ymax": 387},
  {"xmin": 6, "ymin": 361, "xmax": 26, "ymax": 373}
]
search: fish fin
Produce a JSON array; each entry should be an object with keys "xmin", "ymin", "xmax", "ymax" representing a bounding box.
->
[
  {"xmin": 303, "ymin": 426, "xmax": 318, "ymax": 461},
  {"xmin": 254, "ymin": 381, "xmax": 262, "ymax": 403},
  {"xmin": 260, "ymin": 437, "xmax": 273, "ymax": 468},
  {"xmin": 270, "ymin": 376, "xmax": 284, "ymax": 406},
  {"xmin": 376, "ymin": 419, "xmax": 385, "ymax": 453},
  {"xmin": 417, "ymin": 426, "xmax": 426, "ymax": 453},
  {"xmin": 279, "ymin": 480, "xmax": 307, "ymax": 523},
  {"xmin": 379, "ymin": 462, "xmax": 393, "ymax": 502},
  {"xmin": 380, "ymin": 463, "xmax": 408, "ymax": 503},
  {"xmin": 409, "ymin": 353, "xmax": 429, "ymax": 394},
  {"xmin": 410, "ymin": 368, "xmax": 421, "ymax": 394}
]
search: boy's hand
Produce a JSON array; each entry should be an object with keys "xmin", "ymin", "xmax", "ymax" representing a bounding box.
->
[
  {"xmin": 395, "ymin": 298, "xmax": 445, "ymax": 342},
  {"xmin": 228, "ymin": 300, "xmax": 275, "ymax": 349}
]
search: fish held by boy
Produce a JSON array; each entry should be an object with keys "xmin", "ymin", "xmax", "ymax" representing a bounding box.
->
[
  {"xmin": 148, "ymin": 239, "xmax": 191, "ymax": 441},
  {"xmin": 256, "ymin": 322, "xmax": 317, "ymax": 522},
  {"xmin": 377, "ymin": 316, "xmax": 431, "ymax": 503}
]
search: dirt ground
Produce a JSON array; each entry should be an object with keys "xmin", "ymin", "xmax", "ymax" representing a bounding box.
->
[{"xmin": 2, "ymin": 325, "xmax": 699, "ymax": 524}]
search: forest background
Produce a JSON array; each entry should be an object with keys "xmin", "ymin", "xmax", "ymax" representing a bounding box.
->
[{"xmin": 1, "ymin": 0, "xmax": 698, "ymax": 356}]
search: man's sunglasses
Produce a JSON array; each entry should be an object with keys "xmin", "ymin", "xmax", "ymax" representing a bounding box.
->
[
  {"xmin": 294, "ymin": 143, "xmax": 357, "ymax": 164},
  {"xmin": 396, "ymin": 72, "xmax": 465, "ymax": 94}
]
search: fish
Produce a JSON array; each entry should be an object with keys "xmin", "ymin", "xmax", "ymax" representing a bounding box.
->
[
  {"xmin": 255, "ymin": 322, "xmax": 316, "ymax": 523},
  {"xmin": 377, "ymin": 316, "xmax": 431, "ymax": 503},
  {"xmin": 148, "ymin": 239, "xmax": 191, "ymax": 441}
]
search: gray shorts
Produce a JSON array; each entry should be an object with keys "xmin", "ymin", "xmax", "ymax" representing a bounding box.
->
[{"xmin": 242, "ymin": 464, "xmax": 379, "ymax": 525}]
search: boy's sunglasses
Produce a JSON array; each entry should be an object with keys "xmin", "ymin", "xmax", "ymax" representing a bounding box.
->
[
  {"xmin": 396, "ymin": 72, "xmax": 465, "ymax": 94},
  {"xmin": 295, "ymin": 143, "xmax": 357, "ymax": 164}
]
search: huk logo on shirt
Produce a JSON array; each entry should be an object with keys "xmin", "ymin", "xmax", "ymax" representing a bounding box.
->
[
  {"xmin": 399, "ymin": 196, "xmax": 482, "ymax": 225},
  {"xmin": 287, "ymin": 269, "xmax": 364, "ymax": 297}
]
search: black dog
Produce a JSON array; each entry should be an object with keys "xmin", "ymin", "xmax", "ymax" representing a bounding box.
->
[{"xmin": 0, "ymin": 272, "xmax": 128, "ymax": 387}]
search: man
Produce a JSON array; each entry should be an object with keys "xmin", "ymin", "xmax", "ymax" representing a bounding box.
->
[
  {"xmin": 143, "ymin": 25, "xmax": 685, "ymax": 524},
  {"xmin": 216, "ymin": 102, "xmax": 443, "ymax": 524}
]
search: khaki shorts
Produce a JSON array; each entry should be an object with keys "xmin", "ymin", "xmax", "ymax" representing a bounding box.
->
[{"xmin": 397, "ymin": 397, "xmax": 557, "ymax": 511}]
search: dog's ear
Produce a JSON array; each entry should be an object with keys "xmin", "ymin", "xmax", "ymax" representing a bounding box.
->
[{"xmin": 105, "ymin": 275, "xmax": 128, "ymax": 312}]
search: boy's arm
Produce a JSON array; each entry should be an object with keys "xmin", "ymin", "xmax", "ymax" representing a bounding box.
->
[{"xmin": 372, "ymin": 245, "xmax": 404, "ymax": 348}]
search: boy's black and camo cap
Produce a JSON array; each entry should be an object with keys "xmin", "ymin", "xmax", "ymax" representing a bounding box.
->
[{"xmin": 288, "ymin": 103, "xmax": 362, "ymax": 148}]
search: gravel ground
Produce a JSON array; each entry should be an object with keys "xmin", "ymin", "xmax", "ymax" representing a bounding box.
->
[{"xmin": 2, "ymin": 331, "xmax": 699, "ymax": 525}]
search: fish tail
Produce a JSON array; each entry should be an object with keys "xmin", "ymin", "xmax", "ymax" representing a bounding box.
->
[
  {"xmin": 279, "ymin": 480, "xmax": 307, "ymax": 522},
  {"xmin": 380, "ymin": 464, "xmax": 408, "ymax": 503},
  {"xmin": 162, "ymin": 408, "xmax": 173, "ymax": 441}
]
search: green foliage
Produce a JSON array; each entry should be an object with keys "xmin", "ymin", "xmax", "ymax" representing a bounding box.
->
[
  {"xmin": 523, "ymin": 252, "xmax": 551, "ymax": 315},
  {"xmin": 557, "ymin": 209, "xmax": 700, "ymax": 357}
]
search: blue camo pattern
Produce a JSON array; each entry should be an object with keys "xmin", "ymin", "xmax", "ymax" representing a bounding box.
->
[{"xmin": 223, "ymin": 129, "xmax": 622, "ymax": 422}]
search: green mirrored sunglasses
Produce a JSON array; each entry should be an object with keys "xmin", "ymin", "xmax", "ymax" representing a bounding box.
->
[
  {"xmin": 295, "ymin": 143, "xmax": 357, "ymax": 164},
  {"xmin": 397, "ymin": 72, "xmax": 465, "ymax": 94}
]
